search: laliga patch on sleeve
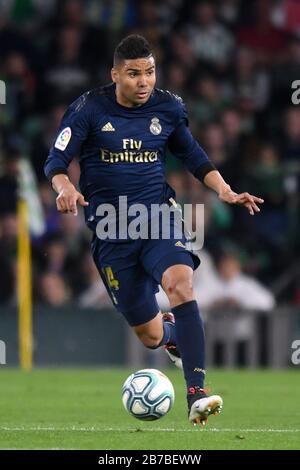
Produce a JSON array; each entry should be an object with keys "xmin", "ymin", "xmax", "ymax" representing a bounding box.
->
[{"xmin": 54, "ymin": 127, "xmax": 72, "ymax": 151}]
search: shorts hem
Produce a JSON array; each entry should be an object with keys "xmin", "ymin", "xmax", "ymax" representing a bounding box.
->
[{"xmin": 152, "ymin": 251, "xmax": 200, "ymax": 284}]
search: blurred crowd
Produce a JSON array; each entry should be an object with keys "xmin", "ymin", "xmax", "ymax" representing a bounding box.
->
[{"xmin": 0, "ymin": 0, "xmax": 300, "ymax": 309}]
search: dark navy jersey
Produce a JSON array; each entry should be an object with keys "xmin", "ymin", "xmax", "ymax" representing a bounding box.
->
[{"xmin": 44, "ymin": 83, "xmax": 214, "ymax": 231}]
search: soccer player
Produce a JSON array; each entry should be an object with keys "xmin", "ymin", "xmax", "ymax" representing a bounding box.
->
[{"xmin": 44, "ymin": 35, "xmax": 263, "ymax": 425}]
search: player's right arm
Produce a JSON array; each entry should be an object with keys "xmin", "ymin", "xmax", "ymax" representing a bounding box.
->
[
  {"xmin": 52, "ymin": 174, "xmax": 88, "ymax": 216},
  {"xmin": 44, "ymin": 93, "xmax": 92, "ymax": 215}
]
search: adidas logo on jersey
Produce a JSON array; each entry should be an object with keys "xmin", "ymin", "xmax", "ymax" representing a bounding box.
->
[
  {"xmin": 175, "ymin": 241, "xmax": 185, "ymax": 248},
  {"xmin": 101, "ymin": 122, "xmax": 115, "ymax": 131}
]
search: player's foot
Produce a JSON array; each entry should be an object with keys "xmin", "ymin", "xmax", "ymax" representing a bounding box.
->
[
  {"xmin": 162, "ymin": 312, "xmax": 182, "ymax": 369},
  {"xmin": 187, "ymin": 386, "xmax": 223, "ymax": 426}
]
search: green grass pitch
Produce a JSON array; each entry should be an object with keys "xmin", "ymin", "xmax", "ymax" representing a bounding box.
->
[{"xmin": 0, "ymin": 368, "xmax": 299, "ymax": 450}]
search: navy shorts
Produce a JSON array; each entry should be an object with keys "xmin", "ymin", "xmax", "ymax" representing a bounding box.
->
[{"xmin": 91, "ymin": 235, "xmax": 200, "ymax": 327}]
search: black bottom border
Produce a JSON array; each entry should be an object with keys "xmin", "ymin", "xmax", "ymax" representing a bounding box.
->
[{"xmin": 0, "ymin": 450, "xmax": 298, "ymax": 466}]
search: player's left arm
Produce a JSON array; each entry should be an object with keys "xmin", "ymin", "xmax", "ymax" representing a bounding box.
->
[
  {"xmin": 168, "ymin": 121, "xmax": 263, "ymax": 216},
  {"xmin": 203, "ymin": 170, "xmax": 264, "ymax": 216}
]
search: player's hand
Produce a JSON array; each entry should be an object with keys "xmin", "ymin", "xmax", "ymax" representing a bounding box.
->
[
  {"xmin": 56, "ymin": 183, "xmax": 89, "ymax": 216},
  {"xmin": 219, "ymin": 188, "xmax": 264, "ymax": 216}
]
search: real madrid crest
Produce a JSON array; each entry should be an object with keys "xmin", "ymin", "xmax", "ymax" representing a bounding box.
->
[{"xmin": 150, "ymin": 117, "xmax": 162, "ymax": 135}]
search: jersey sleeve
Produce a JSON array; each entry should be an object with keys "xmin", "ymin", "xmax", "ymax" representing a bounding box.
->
[
  {"xmin": 44, "ymin": 94, "xmax": 92, "ymax": 181},
  {"xmin": 168, "ymin": 97, "xmax": 216, "ymax": 181}
]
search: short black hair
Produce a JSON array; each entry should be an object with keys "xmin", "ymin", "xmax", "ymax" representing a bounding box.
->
[{"xmin": 113, "ymin": 34, "xmax": 153, "ymax": 65}]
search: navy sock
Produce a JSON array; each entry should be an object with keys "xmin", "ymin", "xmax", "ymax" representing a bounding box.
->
[
  {"xmin": 171, "ymin": 300, "xmax": 205, "ymax": 391},
  {"xmin": 157, "ymin": 319, "xmax": 176, "ymax": 347}
]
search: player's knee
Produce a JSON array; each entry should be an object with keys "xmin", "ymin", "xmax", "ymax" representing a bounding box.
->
[
  {"xmin": 136, "ymin": 332, "xmax": 162, "ymax": 349},
  {"xmin": 164, "ymin": 276, "xmax": 194, "ymax": 304}
]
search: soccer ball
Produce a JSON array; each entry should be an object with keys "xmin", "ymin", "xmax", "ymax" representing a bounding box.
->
[{"xmin": 122, "ymin": 368, "xmax": 175, "ymax": 421}]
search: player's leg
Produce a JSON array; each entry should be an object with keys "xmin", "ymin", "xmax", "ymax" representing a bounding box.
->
[
  {"xmin": 132, "ymin": 310, "xmax": 177, "ymax": 352},
  {"xmin": 162, "ymin": 263, "xmax": 223, "ymax": 425},
  {"xmin": 132, "ymin": 312, "xmax": 163, "ymax": 348},
  {"xmin": 141, "ymin": 239, "xmax": 223, "ymax": 425},
  {"xmin": 91, "ymin": 236, "xmax": 176, "ymax": 351}
]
